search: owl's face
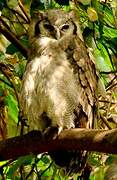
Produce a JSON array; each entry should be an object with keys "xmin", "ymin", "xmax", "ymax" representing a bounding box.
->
[{"xmin": 33, "ymin": 10, "xmax": 77, "ymax": 40}]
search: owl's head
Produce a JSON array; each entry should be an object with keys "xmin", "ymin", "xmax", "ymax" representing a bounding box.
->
[{"xmin": 29, "ymin": 9, "xmax": 83, "ymax": 42}]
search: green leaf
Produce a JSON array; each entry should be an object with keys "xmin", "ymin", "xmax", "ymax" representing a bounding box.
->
[
  {"xmin": 30, "ymin": 0, "xmax": 45, "ymax": 16},
  {"xmin": 14, "ymin": 60, "xmax": 26, "ymax": 79},
  {"xmin": 90, "ymin": 166, "xmax": 105, "ymax": 180},
  {"xmin": 6, "ymin": 44, "xmax": 19, "ymax": 55},
  {"xmin": 105, "ymin": 155, "xmax": 117, "ymax": 165},
  {"xmin": 7, "ymin": 0, "xmax": 18, "ymax": 9},
  {"xmin": 88, "ymin": 153, "xmax": 101, "ymax": 166},
  {"xmin": 21, "ymin": 36, "xmax": 29, "ymax": 48},
  {"xmin": 0, "ymin": 86, "xmax": 4, "ymax": 96},
  {"xmin": 42, "ymin": 156, "xmax": 50, "ymax": 164},
  {"xmin": 41, "ymin": 166, "xmax": 53, "ymax": 177},
  {"xmin": 95, "ymin": 42, "xmax": 113, "ymax": 71},
  {"xmin": 0, "ymin": 52, "xmax": 5, "ymax": 61},
  {"xmin": 5, "ymin": 94, "xmax": 19, "ymax": 123},
  {"xmin": 7, "ymin": 155, "xmax": 34, "ymax": 178}
]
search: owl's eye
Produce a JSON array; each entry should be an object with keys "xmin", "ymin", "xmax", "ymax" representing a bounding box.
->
[
  {"xmin": 44, "ymin": 23, "xmax": 55, "ymax": 31},
  {"xmin": 61, "ymin": 24, "xmax": 69, "ymax": 31}
]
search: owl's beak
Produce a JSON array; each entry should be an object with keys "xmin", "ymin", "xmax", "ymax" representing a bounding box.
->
[
  {"xmin": 54, "ymin": 27, "xmax": 61, "ymax": 40},
  {"xmin": 56, "ymin": 30, "xmax": 61, "ymax": 39}
]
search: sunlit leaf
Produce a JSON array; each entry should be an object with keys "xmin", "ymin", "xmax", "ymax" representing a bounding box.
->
[
  {"xmin": 87, "ymin": 7, "xmax": 98, "ymax": 22},
  {"xmin": 95, "ymin": 42, "xmax": 113, "ymax": 71},
  {"xmin": 7, "ymin": 0, "xmax": 18, "ymax": 8},
  {"xmin": 5, "ymin": 94, "xmax": 19, "ymax": 123}
]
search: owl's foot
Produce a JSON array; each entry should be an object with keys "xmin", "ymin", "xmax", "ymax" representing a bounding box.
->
[{"xmin": 43, "ymin": 126, "xmax": 62, "ymax": 140}]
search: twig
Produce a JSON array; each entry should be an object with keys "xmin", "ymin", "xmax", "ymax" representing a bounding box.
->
[
  {"xmin": 26, "ymin": 154, "xmax": 47, "ymax": 179},
  {"xmin": 106, "ymin": 75, "xmax": 117, "ymax": 89},
  {"xmin": 0, "ymin": 77, "xmax": 12, "ymax": 88},
  {"xmin": 14, "ymin": 13, "xmax": 28, "ymax": 34},
  {"xmin": 0, "ymin": 16, "xmax": 11, "ymax": 31},
  {"xmin": 39, "ymin": 161, "xmax": 53, "ymax": 177},
  {"xmin": 106, "ymin": 82, "xmax": 117, "ymax": 91},
  {"xmin": 0, "ymin": 159, "xmax": 15, "ymax": 170},
  {"xmin": 0, "ymin": 63, "xmax": 26, "ymax": 137},
  {"xmin": 99, "ymin": 100, "xmax": 116, "ymax": 105},
  {"xmin": 100, "ymin": 71, "xmax": 117, "ymax": 74},
  {"xmin": 18, "ymin": 0, "xmax": 30, "ymax": 23},
  {"xmin": 0, "ymin": 63, "xmax": 20, "ymax": 110},
  {"xmin": 7, "ymin": 6, "xmax": 30, "ymax": 24},
  {"xmin": 100, "ymin": 114, "xmax": 112, "ymax": 130}
]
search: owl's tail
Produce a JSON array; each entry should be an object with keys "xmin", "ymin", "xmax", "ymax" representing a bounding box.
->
[
  {"xmin": 49, "ymin": 110, "xmax": 94, "ymax": 178},
  {"xmin": 49, "ymin": 150, "xmax": 88, "ymax": 175},
  {"xmin": 49, "ymin": 147, "xmax": 93, "ymax": 180}
]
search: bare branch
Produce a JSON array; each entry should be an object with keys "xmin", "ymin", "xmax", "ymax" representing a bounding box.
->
[
  {"xmin": 100, "ymin": 114, "xmax": 112, "ymax": 130},
  {"xmin": 0, "ymin": 24, "xmax": 28, "ymax": 58},
  {"xmin": 18, "ymin": 0, "xmax": 30, "ymax": 23},
  {"xmin": 0, "ymin": 128, "xmax": 116, "ymax": 161}
]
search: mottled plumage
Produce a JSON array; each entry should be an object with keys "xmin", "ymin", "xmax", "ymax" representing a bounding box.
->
[
  {"xmin": 21, "ymin": 35, "xmax": 79, "ymax": 132},
  {"xmin": 20, "ymin": 9, "xmax": 98, "ymax": 175}
]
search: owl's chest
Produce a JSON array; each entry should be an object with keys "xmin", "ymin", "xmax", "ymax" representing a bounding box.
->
[{"xmin": 24, "ymin": 51, "xmax": 67, "ymax": 95}]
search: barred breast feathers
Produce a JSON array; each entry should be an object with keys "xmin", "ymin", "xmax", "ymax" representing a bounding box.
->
[{"xmin": 21, "ymin": 37, "xmax": 80, "ymax": 132}]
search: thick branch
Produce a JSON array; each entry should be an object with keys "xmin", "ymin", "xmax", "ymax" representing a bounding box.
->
[{"xmin": 0, "ymin": 128, "xmax": 116, "ymax": 161}]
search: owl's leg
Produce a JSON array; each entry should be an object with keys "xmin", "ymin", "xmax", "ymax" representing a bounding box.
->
[
  {"xmin": 42, "ymin": 112, "xmax": 63, "ymax": 139},
  {"xmin": 43, "ymin": 126, "xmax": 59, "ymax": 140}
]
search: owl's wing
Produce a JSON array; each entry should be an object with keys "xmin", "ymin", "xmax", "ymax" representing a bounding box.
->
[
  {"xmin": 67, "ymin": 35, "xmax": 98, "ymax": 129},
  {"xmin": 50, "ymin": 35, "xmax": 99, "ymax": 176}
]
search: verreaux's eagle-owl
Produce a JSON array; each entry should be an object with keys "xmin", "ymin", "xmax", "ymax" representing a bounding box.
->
[{"xmin": 20, "ymin": 9, "xmax": 98, "ymax": 175}]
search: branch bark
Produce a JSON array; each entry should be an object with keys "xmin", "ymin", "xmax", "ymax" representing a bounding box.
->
[
  {"xmin": 0, "ymin": 128, "xmax": 116, "ymax": 161},
  {"xmin": 0, "ymin": 22, "xmax": 28, "ymax": 58}
]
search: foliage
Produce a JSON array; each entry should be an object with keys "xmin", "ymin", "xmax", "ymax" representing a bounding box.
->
[{"xmin": 0, "ymin": 0, "xmax": 117, "ymax": 179}]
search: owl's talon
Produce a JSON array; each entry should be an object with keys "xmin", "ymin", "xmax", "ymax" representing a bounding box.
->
[
  {"xmin": 43, "ymin": 126, "xmax": 59, "ymax": 140},
  {"xmin": 58, "ymin": 126, "xmax": 63, "ymax": 135}
]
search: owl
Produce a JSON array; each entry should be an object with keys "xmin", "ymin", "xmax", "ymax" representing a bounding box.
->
[{"xmin": 20, "ymin": 9, "xmax": 98, "ymax": 175}]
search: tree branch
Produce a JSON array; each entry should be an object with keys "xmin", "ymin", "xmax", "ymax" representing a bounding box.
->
[
  {"xmin": 0, "ymin": 128, "xmax": 116, "ymax": 161},
  {"xmin": 18, "ymin": 0, "xmax": 30, "ymax": 23},
  {"xmin": 0, "ymin": 23, "xmax": 28, "ymax": 58}
]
